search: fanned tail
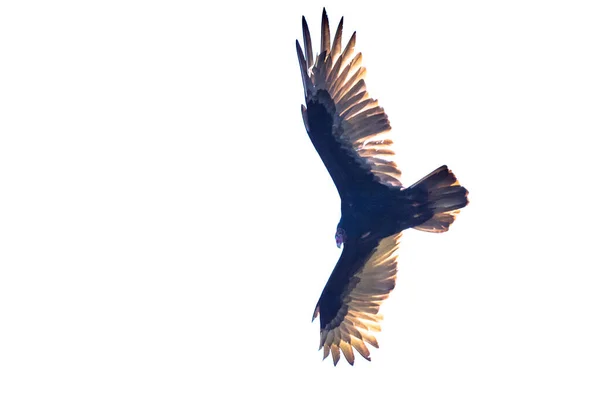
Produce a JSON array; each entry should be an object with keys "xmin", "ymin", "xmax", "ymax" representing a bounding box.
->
[{"xmin": 409, "ymin": 166, "xmax": 469, "ymax": 233}]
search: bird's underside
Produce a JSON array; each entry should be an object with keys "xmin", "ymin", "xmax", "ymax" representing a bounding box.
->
[{"xmin": 297, "ymin": 9, "xmax": 469, "ymax": 365}]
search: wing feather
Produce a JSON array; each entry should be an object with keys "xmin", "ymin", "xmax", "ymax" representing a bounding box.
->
[
  {"xmin": 320, "ymin": 10, "xmax": 330, "ymax": 55},
  {"xmin": 301, "ymin": 16, "xmax": 314, "ymax": 68},
  {"xmin": 340, "ymin": 340, "xmax": 355, "ymax": 365},
  {"xmin": 331, "ymin": 344, "xmax": 341, "ymax": 366},
  {"xmin": 351, "ymin": 336, "xmax": 371, "ymax": 360},
  {"xmin": 330, "ymin": 17, "xmax": 344, "ymax": 64},
  {"xmin": 296, "ymin": 41, "xmax": 310, "ymax": 99}
]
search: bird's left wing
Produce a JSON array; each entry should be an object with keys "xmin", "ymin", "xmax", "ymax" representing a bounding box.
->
[
  {"xmin": 296, "ymin": 10, "xmax": 404, "ymax": 198},
  {"xmin": 313, "ymin": 232, "xmax": 402, "ymax": 365}
]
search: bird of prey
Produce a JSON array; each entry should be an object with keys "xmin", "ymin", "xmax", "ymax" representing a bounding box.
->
[{"xmin": 296, "ymin": 9, "xmax": 469, "ymax": 365}]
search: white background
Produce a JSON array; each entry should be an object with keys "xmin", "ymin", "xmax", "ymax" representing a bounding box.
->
[{"xmin": 1, "ymin": 1, "xmax": 599, "ymax": 398}]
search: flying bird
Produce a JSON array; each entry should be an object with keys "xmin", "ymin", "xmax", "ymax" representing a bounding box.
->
[{"xmin": 296, "ymin": 9, "xmax": 469, "ymax": 365}]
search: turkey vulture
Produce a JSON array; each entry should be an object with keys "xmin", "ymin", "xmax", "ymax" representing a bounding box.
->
[{"xmin": 296, "ymin": 9, "xmax": 469, "ymax": 365}]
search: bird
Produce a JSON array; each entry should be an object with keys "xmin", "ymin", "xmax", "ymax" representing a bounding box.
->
[{"xmin": 296, "ymin": 9, "xmax": 469, "ymax": 366}]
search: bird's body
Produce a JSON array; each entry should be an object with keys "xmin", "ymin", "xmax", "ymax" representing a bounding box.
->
[{"xmin": 297, "ymin": 9, "xmax": 469, "ymax": 365}]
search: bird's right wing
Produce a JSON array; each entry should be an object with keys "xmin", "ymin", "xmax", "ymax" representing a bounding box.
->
[{"xmin": 313, "ymin": 232, "xmax": 402, "ymax": 365}]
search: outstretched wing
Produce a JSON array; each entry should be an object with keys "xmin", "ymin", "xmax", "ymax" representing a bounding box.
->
[
  {"xmin": 313, "ymin": 232, "xmax": 402, "ymax": 365},
  {"xmin": 297, "ymin": 9, "xmax": 404, "ymax": 199}
]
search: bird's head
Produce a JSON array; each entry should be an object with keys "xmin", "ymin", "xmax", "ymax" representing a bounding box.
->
[{"xmin": 335, "ymin": 227, "xmax": 346, "ymax": 248}]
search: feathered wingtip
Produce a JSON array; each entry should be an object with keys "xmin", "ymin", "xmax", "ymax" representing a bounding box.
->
[
  {"xmin": 296, "ymin": 40, "xmax": 310, "ymax": 98},
  {"xmin": 301, "ymin": 16, "xmax": 314, "ymax": 67},
  {"xmin": 320, "ymin": 8, "xmax": 330, "ymax": 57},
  {"xmin": 296, "ymin": 10, "xmax": 323, "ymax": 99},
  {"xmin": 297, "ymin": 8, "xmax": 352, "ymax": 100},
  {"xmin": 297, "ymin": 10, "xmax": 401, "ymax": 187},
  {"xmin": 296, "ymin": 10, "xmax": 318, "ymax": 99}
]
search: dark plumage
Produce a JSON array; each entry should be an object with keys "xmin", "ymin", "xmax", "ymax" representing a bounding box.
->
[{"xmin": 297, "ymin": 9, "xmax": 469, "ymax": 365}]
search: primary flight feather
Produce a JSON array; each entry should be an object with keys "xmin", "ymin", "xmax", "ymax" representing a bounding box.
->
[{"xmin": 297, "ymin": 9, "xmax": 469, "ymax": 365}]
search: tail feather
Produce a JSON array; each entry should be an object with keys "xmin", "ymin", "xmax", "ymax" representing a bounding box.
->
[{"xmin": 409, "ymin": 165, "xmax": 469, "ymax": 233}]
